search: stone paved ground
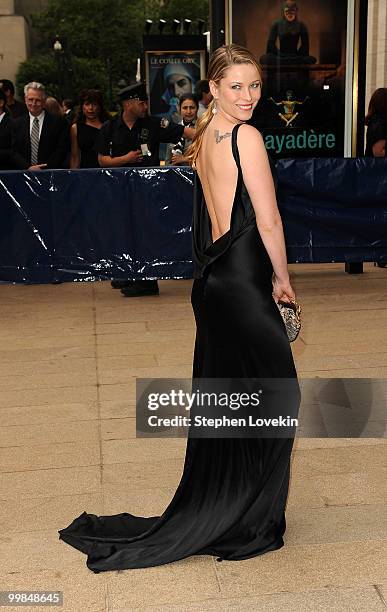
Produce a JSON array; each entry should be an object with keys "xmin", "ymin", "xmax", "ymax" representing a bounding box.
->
[{"xmin": 0, "ymin": 263, "xmax": 386, "ymax": 611}]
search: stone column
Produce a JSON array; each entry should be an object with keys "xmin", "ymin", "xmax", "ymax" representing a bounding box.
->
[{"xmin": 0, "ymin": 0, "xmax": 28, "ymax": 90}]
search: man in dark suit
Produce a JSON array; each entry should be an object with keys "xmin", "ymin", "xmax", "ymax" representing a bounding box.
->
[
  {"xmin": 62, "ymin": 98, "xmax": 75, "ymax": 125},
  {"xmin": 0, "ymin": 88, "xmax": 15, "ymax": 170},
  {"xmin": 11, "ymin": 81, "xmax": 69, "ymax": 170}
]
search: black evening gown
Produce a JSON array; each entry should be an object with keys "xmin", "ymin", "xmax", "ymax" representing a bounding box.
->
[{"xmin": 59, "ymin": 123, "xmax": 299, "ymax": 572}]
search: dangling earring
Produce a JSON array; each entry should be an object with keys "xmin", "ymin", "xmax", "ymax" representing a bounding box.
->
[{"xmin": 212, "ymin": 100, "xmax": 217, "ymax": 114}]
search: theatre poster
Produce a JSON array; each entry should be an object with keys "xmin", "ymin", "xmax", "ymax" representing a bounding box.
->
[
  {"xmin": 145, "ymin": 50, "xmax": 206, "ymax": 121},
  {"xmin": 228, "ymin": 0, "xmax": 360, "ymax": 158}
]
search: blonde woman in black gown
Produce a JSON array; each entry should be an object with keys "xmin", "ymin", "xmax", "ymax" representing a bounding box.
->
[{"xmin": 59, "ymin": 44, "xmax": 300, "ymax": 571}]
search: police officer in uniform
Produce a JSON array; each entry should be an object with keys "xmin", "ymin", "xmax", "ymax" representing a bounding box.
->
[{"xmin": 97, "ymin": 82, "xmax": 195, "ymax": 297}]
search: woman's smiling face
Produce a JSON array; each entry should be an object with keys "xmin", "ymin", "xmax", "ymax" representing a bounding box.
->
[{"xmin": 210, "ymin": 63, "xmax": 262, "ymax": 122}]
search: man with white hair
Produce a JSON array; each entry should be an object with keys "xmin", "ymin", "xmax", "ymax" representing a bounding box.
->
[{"xmin": 11, "ymin": 81, "xmax": 69, "ymax": 170}]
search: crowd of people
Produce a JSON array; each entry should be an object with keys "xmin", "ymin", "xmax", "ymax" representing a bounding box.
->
[
  {"xmin": 1, "ymin": 76, "xmax": 386, "ymax": 285},
  {"xmin": 1, "ymin": 76, "xmax": 386, "ymax": 173},
  {"xmin": 0, "ymin": 76, "xmax": 213, "ymax": 296},
  {"xmin": 0, "ymin": 78, "xmax": 213, "ymax": 172}
]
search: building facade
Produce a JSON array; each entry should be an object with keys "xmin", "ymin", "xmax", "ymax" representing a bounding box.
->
[{"xmin": 366, "ymin": 0, "xmax": 387, "ymax": 110}]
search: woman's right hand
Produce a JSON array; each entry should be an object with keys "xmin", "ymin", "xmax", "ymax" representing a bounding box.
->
[{"xmin": 272, "ymin": 274, "xmax": 296, "ymax": 304}]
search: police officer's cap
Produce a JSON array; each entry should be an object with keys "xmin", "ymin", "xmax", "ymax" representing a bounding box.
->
[{"xmin": 118, "ymin": 82, "xmax": 147, "ymax": 102}]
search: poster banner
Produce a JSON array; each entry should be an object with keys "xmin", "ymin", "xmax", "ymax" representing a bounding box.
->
[
  {"xmin": 145, "ymin": 50, "xmax": 206, "ymax": 120},
  {"xmin": 231, "ymin": 0, "xmax": 348, "ymax": 158}
]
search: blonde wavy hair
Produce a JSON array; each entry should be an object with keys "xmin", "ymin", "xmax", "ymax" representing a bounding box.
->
[{"xmin": 185, "ymin": 44, "xmax": 262, "ymax": 168}]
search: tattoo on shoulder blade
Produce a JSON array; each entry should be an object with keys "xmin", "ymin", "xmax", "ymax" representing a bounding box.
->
[{"xmin": 214, "ymin": 129, "xmax": 232, "ymax": 144}]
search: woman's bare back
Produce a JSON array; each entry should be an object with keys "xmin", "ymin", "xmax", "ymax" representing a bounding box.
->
[{"xmin": 196, "ymin": 123, "xmax": 241, "ymax": 243}]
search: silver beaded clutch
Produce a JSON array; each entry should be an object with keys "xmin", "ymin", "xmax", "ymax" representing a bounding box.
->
[{"xmin": 277, "ymin": 300, "xmax": 302, "ymax": 342}]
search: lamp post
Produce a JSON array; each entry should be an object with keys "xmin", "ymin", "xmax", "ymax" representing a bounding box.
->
[
  {"xmin": 53, "ymin": 36, "xmax": 64, "ymax": 99},
  {"xmin": 53, "ymin": 35, "xmax": 72, "ymax": 100},
  {"xmin": 183, "ymin": 19, "xmax": 192, "ymax": 34},
  {"xmin": 171, "ymin": 19, "xmax": 180, "ymax": 35}
]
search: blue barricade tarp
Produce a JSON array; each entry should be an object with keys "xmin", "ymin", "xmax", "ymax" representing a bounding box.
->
[
  {"xmin": 277, "ymin": 158, "xmax": 387, "ymax": 263},
  {"xmin": 0, "ymin": 158, "xmax": 386, "ymax": 283}
]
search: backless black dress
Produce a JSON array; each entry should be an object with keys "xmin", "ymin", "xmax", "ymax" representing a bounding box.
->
[{"xmin": 58, "ymin": 123, "xmax": 299, "ymax": 571}]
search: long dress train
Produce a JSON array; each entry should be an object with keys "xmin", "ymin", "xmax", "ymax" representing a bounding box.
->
[{"xmin": 58, "ymin": 123, "xmax": 300, "ymax": 572}]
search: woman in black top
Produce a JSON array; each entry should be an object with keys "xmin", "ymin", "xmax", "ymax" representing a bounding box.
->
[
  {"xmin": 365, "ymin": 88, "xmax": 387, "ymax": 158},
  {"xmin": 365, "ymin": 88, "xmax": 387, "ymax": 267},
  {"xmin": 70, "ymin": 89, "xmax": 109, "ymax": 168},
  {"xmin": 165, "ymin": 93, "xmax": 199, "ymax": 165}
]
